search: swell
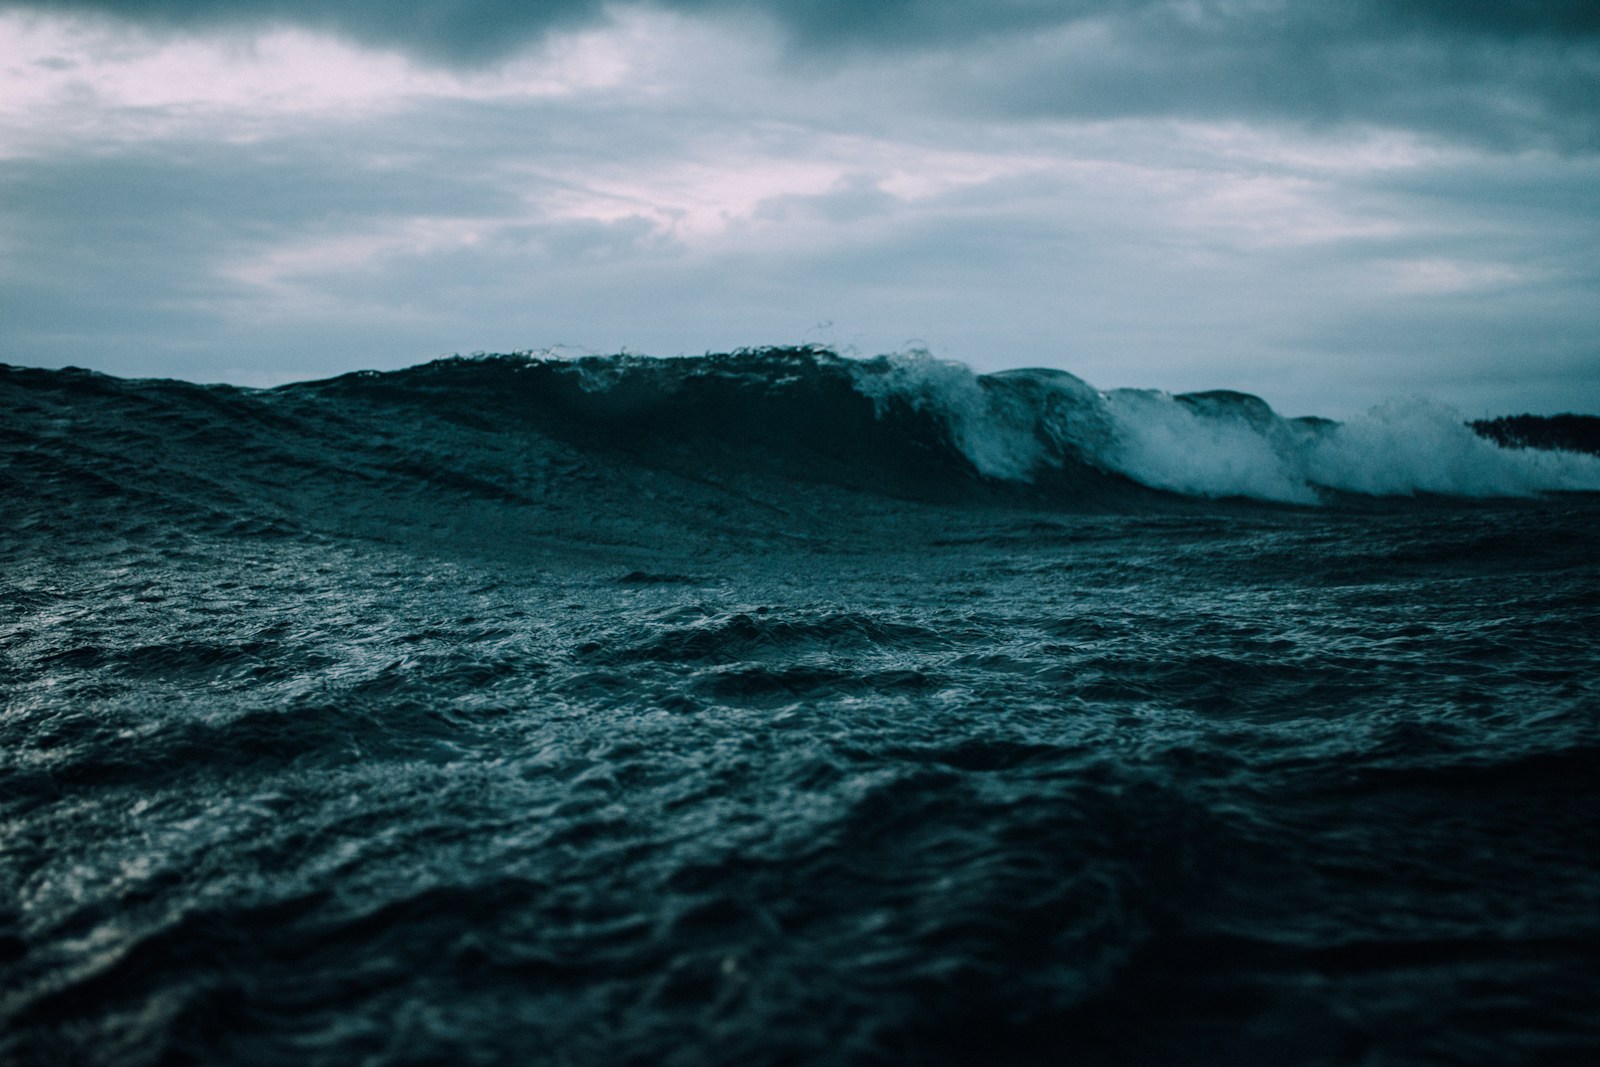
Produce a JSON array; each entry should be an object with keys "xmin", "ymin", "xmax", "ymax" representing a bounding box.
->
[
  {"xmin": 4, "ymin": 350, "xmax": 1598, "ymax": 558},
  {"xmin": 292, "ymin": 348, "xmax": 1600, "ymax": 503},
  {"xmin": 288, "ymin": 348, "xmax": 1145, "ymax": 506}
]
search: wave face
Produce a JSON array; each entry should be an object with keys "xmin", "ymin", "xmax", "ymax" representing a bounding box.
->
[{"xmin": 3, "ymin": 351, "xmax": 1600, "ymax": 1066}]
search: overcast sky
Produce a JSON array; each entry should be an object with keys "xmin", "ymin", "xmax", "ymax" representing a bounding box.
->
[{"xmin": 2, "ymin": 1, "xmax": 1597, "ymax": 416}]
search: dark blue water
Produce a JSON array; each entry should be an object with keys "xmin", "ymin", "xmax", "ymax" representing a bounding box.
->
[{"xmin": 3, "ymin": 351, "xmax": 1599, "ymax": 1065}]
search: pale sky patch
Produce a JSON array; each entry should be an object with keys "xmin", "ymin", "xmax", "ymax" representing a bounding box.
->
[{"xmin": 1386, "ymin": 259, "xmax": 1527, "ymax": 296}]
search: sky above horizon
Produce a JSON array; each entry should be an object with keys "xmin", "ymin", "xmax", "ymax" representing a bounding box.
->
[{"xmin": 2, "ymin": 1, "xmax": 1598, "ymax": 418}]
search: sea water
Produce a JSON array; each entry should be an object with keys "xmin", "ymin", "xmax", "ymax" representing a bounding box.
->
[{"xmin": 3, "ymin": 351, "xmax": 1598, "ymax": 1065}]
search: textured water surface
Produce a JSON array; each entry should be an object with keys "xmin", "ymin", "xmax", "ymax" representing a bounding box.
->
[{"xmin": 2, "ymin": 353, "xmax": 1598, "ymax": 1065}]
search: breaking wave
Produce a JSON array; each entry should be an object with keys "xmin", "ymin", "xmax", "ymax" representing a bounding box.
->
[
  {"xmin": 848, "ymin": 351, "xmax": 1600, "ymax": 503},
  {"xmin": 4, "ymin": 348, "xmax": 1597, "ymax": 521}
]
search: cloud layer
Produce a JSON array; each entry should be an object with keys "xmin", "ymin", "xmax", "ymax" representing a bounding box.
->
[{"xmin": 14, "ymin": 0, "xmax": 1600, "ymax": 148}]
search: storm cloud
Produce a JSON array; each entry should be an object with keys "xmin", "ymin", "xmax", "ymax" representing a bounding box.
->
[
  {"xmin": 12, "ymin": 0, "xmax": 1600, "ymax": 149},
  {"xmin": 2, "ymin": 1, "xmax": 1597, "ymax": 414}
]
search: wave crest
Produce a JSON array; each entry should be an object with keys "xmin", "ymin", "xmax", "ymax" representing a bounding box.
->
[{"xmin": 6, "ymin": 349, "xmax": 1598, "ymax": 514}]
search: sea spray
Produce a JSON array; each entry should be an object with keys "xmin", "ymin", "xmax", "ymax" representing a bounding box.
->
[{"xmin": 840, "ymin": 349, "xmax": 1600, "ymax": 501}]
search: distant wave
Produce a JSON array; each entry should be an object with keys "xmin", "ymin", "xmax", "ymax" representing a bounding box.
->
[{"xmin": 4, "ymin": 350, "xmax": 1598, "ymax": 524}]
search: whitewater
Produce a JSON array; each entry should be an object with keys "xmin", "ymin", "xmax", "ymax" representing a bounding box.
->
[{"xmin": 2, "ymin": 349, "xmax": 1598, "ymax": 1065}]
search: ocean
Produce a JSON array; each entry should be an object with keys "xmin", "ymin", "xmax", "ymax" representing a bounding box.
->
[{"xmin": 3, "ymin": 348, "xmax": 1598, "ymax": 1065}]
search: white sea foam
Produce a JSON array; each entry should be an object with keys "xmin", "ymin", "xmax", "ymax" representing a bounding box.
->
[
  {"xmin": 1096, "ymin": 388, "xmax": 1323, "ymax": 503},
  {"xmin": 849, "ymin": 352, "xmax": 1600, "ymax": 503},
  {"xmin": 1304, "ymin": 398, "xmax": 1600, "ymax": 498},
  {"xmin": 850, "ymin": 352, "xmax": 1054, "ymax": 481}
]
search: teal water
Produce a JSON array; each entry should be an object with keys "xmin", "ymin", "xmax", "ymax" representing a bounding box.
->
[{"xmin": 3, "ymin": 353, "xmax": 1598, "ymax": 1065}]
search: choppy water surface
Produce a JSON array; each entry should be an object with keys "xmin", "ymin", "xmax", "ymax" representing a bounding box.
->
[{"xmin": 3, "ymin": 352, "xmax": 1598, "ymax": 1065}]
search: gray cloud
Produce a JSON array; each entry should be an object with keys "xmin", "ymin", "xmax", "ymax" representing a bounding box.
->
[
  {"xmin": 10, "ymin": 1, "xmax": 1598, "ymax": 150},
  {"xmin": 7, "ymin": 89, "xmax": 1595, "ymax": 413},
  {"xmin": 5, "ymin": 0, "xmax": 609, "ymax": 64},
  {"xmin": 930, "ymin": 19, "xmax": 1600, "ymax": 150},
  {"xmin": 17, "ymin": 1, "xmax": 1600, "ymax": 53},
  {"xmin": 3, "ymin": 1, "xmax": 1094, "ymax": 62}
]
